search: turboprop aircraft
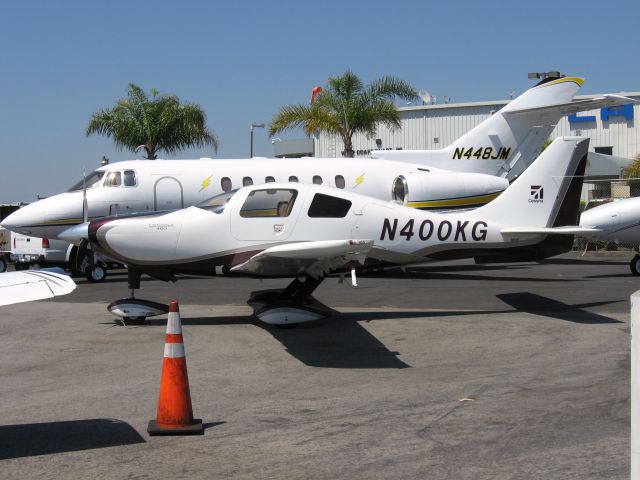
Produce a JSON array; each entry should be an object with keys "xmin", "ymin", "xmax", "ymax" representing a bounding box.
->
[
  {"xmin": 578, "ymin": 197, "xmax": 640, "ymax": 274},
  {"xmin": 60, "ymin": 137, "xmax": 595, "ymax": 325},
  {"xmin": 3, "ymin": 73, "xmax": 633, "ymax": 252}
]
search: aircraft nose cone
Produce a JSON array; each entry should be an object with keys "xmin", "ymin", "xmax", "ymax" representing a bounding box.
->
[
  {"xmin": 59, "ymin": 223, "xmax": 89, "ymax": 246},
  {"xmin": 0, "ymin": 204, "xmax": 45, "ymax": 235}
]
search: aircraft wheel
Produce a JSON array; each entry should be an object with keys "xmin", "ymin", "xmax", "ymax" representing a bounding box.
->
[
  {"xmin": 68, "ymin": 248, "xmax": 82, "ymax": 276},
  {"xmin": 631, "ymin": 255, "xmax": 640, "ymax": 276},
  {"xmin": 86, "ymin": 264, "xmax": 107, "ymax": 283},
  {"xmin": 0, "ymin": 256, "xmax": 6, "ymax": 273}
]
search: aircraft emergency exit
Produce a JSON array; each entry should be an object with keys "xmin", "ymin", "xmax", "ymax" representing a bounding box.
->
[{"xmin": 60, "ymin": 137, "xmax": 594, "ymax": 325}]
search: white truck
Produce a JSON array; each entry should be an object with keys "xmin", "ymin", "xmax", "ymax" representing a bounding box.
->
[
  {"xmin": 11, "ymin": 233, "xmax": 111, "ymax": 282},
  {"xmin": 0, "ymin": 204, "xmax": 24, "ymax": 272}
]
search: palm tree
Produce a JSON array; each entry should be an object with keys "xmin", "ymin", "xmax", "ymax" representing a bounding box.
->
[
  {"xmin": 269, "ymin": 71, "xmax": 418, "ymax": 157},
  {"xmin": 627, "ymin": 154, "xmax": 640, "ymax": 181},
  {"xmin": 86, "ymin": 84, "xmax": 218, "ymax": 159}
]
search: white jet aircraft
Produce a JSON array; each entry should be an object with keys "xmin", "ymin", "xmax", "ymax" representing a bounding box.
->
[
  {"xmin": 3, "ymin": 74, "xmax": 631, "ymax": 252},
  {"xmin": 578, "ymin": 197, "xmax": 640, "ymax": 274},
  {"xmin": 60, "ymin": 137, "xmax": 595, "ymax": 325}
]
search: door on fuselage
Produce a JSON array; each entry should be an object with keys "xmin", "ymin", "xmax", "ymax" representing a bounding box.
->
[
  {"xmin": 230, "ymin": 187, "xmax": 301, "ymax": 241},
  {"xmin": 154, "ymin": 177, "xmax": 184, "ymax": 211}
]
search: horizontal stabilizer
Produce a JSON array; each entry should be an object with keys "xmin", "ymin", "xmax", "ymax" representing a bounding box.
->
[
  {"xmin": 501, "ymin": 226, "xmax": 602, "ymax": 236},
  {"xmin": 504, "ymin": 94, "xmax": 639, "ymax": 116},
  {"xmin": 231, "ymin": 239, "xmax": 374, "ymax": 278}
]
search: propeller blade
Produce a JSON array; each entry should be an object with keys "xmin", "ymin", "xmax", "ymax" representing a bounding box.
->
[{"xmin": 82, "ymin": 168, "xmax": 88, "ymax": 223}]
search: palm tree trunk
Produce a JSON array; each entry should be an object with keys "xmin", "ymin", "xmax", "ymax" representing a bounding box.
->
[
  {"xmin": 342, "ymin": 135, "xmax": 355, "ymax": 158},
  {"xmin": 145, "ymin": 145, "xmax": 157, "ymax": 160}
]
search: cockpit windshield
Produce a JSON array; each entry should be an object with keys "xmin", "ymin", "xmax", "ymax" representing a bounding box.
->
[
  {"xmin": 196, "ymin": 190, "xmax": 237, "ymax": 214},
  {"xmin": 67, "ymin": 171, "xmax": 106, "ymax": 192}
]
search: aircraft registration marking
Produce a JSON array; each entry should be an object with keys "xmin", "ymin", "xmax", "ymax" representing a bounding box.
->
[
  {"xmin": 380, "ymin": 218, "xmax": 488, "ymax": 242},
  {"xmin": 453, "ymin": 147, "xmax": 511, "ymax": 160}
]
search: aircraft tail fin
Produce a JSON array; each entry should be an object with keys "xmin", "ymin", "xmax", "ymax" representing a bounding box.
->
[
  {"xmin": 372, "ymin": 76, "xmax": 588, "ymax": 179},
  {"xmin": 472, "ymin": 137, "xmax": 589, "ymax": 228}
]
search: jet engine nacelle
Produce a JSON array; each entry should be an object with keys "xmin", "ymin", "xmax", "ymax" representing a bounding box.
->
[{"xmin": 391, "ymin": 172, "xmax": 509, "ymax": 210}]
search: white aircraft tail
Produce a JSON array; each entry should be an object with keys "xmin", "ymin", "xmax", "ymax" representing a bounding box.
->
[
  {"xmin": 437, "ymin": 77, "xmax": 584, "ymax": 179},
  {"xmin": 473, "ymin": 136, "xmax": 590, "ymax": 228},
  {"xmin": 372, "ymin": 76, "xmax": 633, "ymax": 180}
]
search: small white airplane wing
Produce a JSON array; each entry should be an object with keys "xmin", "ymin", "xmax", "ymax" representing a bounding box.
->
[
  {"xmin": 501, "ymin": 226, "xmax": 602, "ymax": 236},
  {"xmin": 0, "ymin": 268, "xmax": 77, "ymax": 307},
  {"xmin": 230, "ymin": 239, "xmax": 374, "ymax": 278},
  {"xmin": 504, "ymin": 94, "xmax": 639, "ymax": 116}
]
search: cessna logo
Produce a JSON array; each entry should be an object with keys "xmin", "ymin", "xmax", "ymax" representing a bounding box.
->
[{"xmin": 529, "ymin": 185, "xmax": 544, "ymax": 203}]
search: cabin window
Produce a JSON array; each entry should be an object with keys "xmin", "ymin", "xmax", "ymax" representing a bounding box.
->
[
  {"xmin": 123, "ymin": 170, "xmax": 137, "ymax": 187},
  {"xmin": 265, "ymin": 176, "xmax": 275, "ymax": 183},
  {"xmin": 242, "ymin": 177, "xmax": 253, "ymax": 187},
  {"xmin": 240, "ymin": 189, "xmax": 298, "ymax": 218},
  {"xmin": 104, "ymin": 171, "xmax": 122, "ymax": 187},
  {"xmin": 288, "ymin": 176, "xmax": 299, "ymax": 183},
  {"xmin": 307, "ymin": 193, "xmax": 352, "ymax": 218},
  {"xmin": 221, "ymin": 177, "xmax": 232, "ymax": 192},
  {"xmin": 335, "ymin": 175, "xmax": 345, "ymax": 189},
  {"xmin": 67, "ymin": 171, "xmax": 105, "ymax": 192},
  {"xmin": 312, "ymin": 175, "xmax": 322, "ymax": 185}
]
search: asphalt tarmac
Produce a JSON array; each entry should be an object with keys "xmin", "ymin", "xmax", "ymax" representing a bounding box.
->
[{"xmin": 0, "ymin": 252, "xmax": 635, "ymax": 479}]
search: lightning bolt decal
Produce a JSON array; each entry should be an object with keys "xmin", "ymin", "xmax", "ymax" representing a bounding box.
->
[
  {"xmin": 199, "ymin": 174, "xmax": 213, "ymax": 192},
  {"xmin": 353, "ymin": 172, "xmax": 366, "ymax": 189}
]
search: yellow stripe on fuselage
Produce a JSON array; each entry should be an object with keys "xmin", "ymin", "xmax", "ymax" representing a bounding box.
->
[{"xmin": 407, "ymin": 192, "xmax": 502, "ymax": 209}]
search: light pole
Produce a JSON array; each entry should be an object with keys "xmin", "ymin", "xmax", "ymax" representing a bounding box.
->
[{"xmin": 250, "ymin": 123, "xmax": 265, "ymax": 158}]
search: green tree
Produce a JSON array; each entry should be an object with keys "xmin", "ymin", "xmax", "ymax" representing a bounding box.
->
[
  {"xmin": 269, "ymin": 71, "xmax": 418, "ymax": 157},
  {"xmin": 86, "ymin": 84, "xmax": 218, "ymax": 159},
  {"xmin": 626, "ymin": 154, "xmax": 640, "ymax": 181},
  {"xmin": 540, "ymin": 137, "xmax": 553, "ymax": 153}
]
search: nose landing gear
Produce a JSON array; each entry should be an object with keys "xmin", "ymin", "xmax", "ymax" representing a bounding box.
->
[{"xmin": 106, "ymin": 267, "xmax": 168, "ymax": 324}]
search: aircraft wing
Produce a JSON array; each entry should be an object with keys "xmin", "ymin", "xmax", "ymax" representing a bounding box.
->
[
  {"xmin": 504, "ymin": 94, "xmax": 639, "ymax": 116},
  {"xmin": 501, "ymin": 226, "xmax": 602, "ymax": 236},
  {"xmin": 0, "ymin": 268, "xmax": 77, "ymax": 307},
  {"xmin": 230, "ymin": 239, "xmax": 374, "ymax": 278}
]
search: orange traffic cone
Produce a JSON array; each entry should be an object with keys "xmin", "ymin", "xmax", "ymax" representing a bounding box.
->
[{"xmin": 147, "ymin": 300, "xmax": 203, "ymax": 435}]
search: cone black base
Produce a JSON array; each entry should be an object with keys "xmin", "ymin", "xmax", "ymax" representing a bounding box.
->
[{"xmin": 147, "ymin": 419, "xmax": 204, "ymax": 436}]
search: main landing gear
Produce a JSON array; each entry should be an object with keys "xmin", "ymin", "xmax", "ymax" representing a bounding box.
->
[
  {"xmin": 247, "ymin": 275, "xmax": 334, "ymax": 325},
  {"xmin": 106, "ymin": 269, "xmax": 335, "ymax": 326},
  {"xmin": 107, "ymin": 267, "xmax": 168, "ymax": 325}
]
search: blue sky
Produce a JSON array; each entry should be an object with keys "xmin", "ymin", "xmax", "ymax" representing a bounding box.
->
[{"xmin": 1, "ymin": 0, "xmax": 638, "ymax": 201}]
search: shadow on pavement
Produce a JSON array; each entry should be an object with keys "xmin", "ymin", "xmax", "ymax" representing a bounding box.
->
[
  {"xmin": 149, "ymin": 313, "xmax": 411, "ymax": 369},
  {"xmin": 496, "ymin": 292, "xmax": 623, "ymax": 324},
  {"xmin": 0, "ymin": 418, "xmax": 145, "ymax": 460}
]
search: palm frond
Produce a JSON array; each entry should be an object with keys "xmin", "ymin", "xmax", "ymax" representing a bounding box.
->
[{"xmin": 86, "ymin": 84, "xmax": 218, "ymax": 158}]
